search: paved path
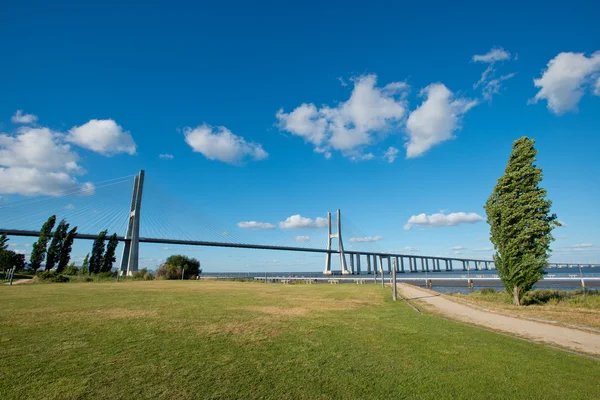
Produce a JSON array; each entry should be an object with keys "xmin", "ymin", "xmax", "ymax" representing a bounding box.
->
[{"xmin": 397, "ymin": 283, "xmax": 600, "ymax": 356}]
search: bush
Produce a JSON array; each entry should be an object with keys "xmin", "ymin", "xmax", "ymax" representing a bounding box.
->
[
  {"xmin": 34, "ymin": 271, "xmax": 70, "ymax": 283},
  {"xmin": 156, "ymin": 263, "xmax": 183, "ymax": 280},
  {"xmin": 96, "ymin": 271, "xmax": 116, "ymax": 279},
  {"xmin": 160, "ymin": 255, "xmax": 201, "ymax": 279},
  {"xmin": 65, "ymin": 263, "xmax": 79, "ymax": 276},
  {"xmin": 132, "ymin": 268, "xmax": 154, "ymax": 281},
  {"xmin": 479, "ymin": 288, "xmax": 497, "ymax": 295},
  {"xmin": 522, "ymin": 290, "xmax": 566, "ymax": 305}
]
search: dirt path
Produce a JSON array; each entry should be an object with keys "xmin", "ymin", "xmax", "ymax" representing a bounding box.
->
[{"xmin": 397, "ymin": 283, "xmax": 600, "ymax": 356}]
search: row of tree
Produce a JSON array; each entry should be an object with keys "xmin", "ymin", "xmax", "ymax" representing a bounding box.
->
[
  {"xmin": 29, "ymin": 215, "xmax": 78, "ymax": 273},
  {"xmin": 3, "ymin": 215, "xmax": 120, "ymax": 275}
]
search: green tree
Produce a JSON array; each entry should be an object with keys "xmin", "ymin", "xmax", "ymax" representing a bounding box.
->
[
  {"xmin": 89, "ymin": 230, "xmax": 107, "ymax": 274},
  {"xmin": 29, "ymin": 215, "xmax": 56, "ymax": 272},
  {"xmin": 0, "ymin": 235, "xmax": 25, "ymax": 271},
  {"xmin": 56, "ymin": 226, "xmax": 78, "ymax": 273},
  {"xmin": 484, "ymin": 137, "xmax": 558, "ymax": 306},
  {"xmin": 80, "ymin": 253, "xmax": 90, "ymax": 275},
  {"xmin": 65, "ymin": 262, "xmax": 79, "ymax": 275},
  {"xmin": 100, "ymin": 233, "xmax": 118, "ymax": 273},
  {"xmin": 46, "ymin": 219, "xmax": 69, "ymax": 271},
  {"xmin": 0, "ymin": 234, "xmax": 8, "ymax": 251},
  {"xmin": 157, "ymin": 254, "xmax": 201, "ymax": 280}
]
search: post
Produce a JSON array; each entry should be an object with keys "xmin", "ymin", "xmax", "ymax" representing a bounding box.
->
[
  {"xmin": 392, "ymin": 259, "xmax": 397, "ymax": 301},
  {"xmin": 379, "ymin": 256, "xmax": 385, "ymax": 288},
  {"xmin": 373, "ymin": 255, "xmax": 377, "ymax": 284},
  {"xmin": 181, "ymin": 267, "xmax": 185, "ymax": 280},
  {"xmin": 9, "ymin": 266, "xmax": 15, "ymax": 286}
]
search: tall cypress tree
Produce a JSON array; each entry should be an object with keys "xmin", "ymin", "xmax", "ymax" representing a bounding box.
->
[
  {"xmin": 56, "ymin": 226, "xmax": 78, "ymax": 273},
  {"xmin": 484, "ymin": 137, "xmax": 558, "ymax": 306},
  {"xmin": 89, "ymin": 230, "xmax": 108, "ymax": 274},
  {"xmin": 29, "ymin": 215, "xmax": 56, "ymax": 272},
  {"xmin": 0, "ymin": 234, "xmax": 8, "ymax": 251},
  {"xmin": 100, "ymin": 233, "xmax": 119, "ymax": 273},
  {"xmin": 81, "ymin": 253, "xmax": 90, "ymax": 275},
  {"xmin": 45, "ymin": 219, "xmax": 69, "ymax": 271}
]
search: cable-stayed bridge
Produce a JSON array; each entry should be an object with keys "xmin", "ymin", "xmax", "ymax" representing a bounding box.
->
[{"xmin": 1, "ymin": 170, "xmax": 597, "ymax": 275}]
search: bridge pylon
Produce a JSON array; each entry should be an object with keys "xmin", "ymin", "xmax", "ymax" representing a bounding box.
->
[
  {"xmin": 323, "ymin": 209, "xmax": 350, "ymax": 275},
  {"xmin": 120, "ymin": 170, "xmax": 145, "ymax": 276}
]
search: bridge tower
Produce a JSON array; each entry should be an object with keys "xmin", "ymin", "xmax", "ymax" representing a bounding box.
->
[
  {"xmin": 323, "ymin": 209, "xmax": 350, "ymax": 275},
  {"xmin": 120, "ymin": 170, "xmax": 145, "ymax": 276}
]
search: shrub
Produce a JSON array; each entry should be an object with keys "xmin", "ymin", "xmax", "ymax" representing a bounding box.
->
[
  {"xmin": 65, "ymin": 263, "xmax": 79, "ymax": 276},
  {"xmin": 156, "ymin": 263, "xmax": 182, "ymax": 280},
  {"xmin": 96, "ymin": 271, "xmax": 116, "ymax": 280},
  {"xmin": 132, "ymin": 268, "xmax": 154, "ymax": 281},
  {"xmin": 34, "ymin": 271, "xmax": 69, "ymax": 283},
  {"xmin": 479, "ymin": 288, "xmax": 497, "ymax": 295},
  {"xmin": 161, "ymin": 255, "xmax": 201, "ymax": 279},
  {"xmin": 522, "ymin": 290, "xmax": 566, "ymax": 305}
]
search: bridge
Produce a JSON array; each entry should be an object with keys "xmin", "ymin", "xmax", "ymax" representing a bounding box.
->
[{"xmin": 1, "ymin": 170, "xmax": 597, "ymax": 275}]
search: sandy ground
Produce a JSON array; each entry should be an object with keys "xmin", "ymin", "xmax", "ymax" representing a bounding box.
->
[{"xmin": 397, "ymin": 283, "xmax": 600, "ymax": 356}]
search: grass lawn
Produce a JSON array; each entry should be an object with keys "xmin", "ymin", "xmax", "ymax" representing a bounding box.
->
[
  {"xmin": 1, "ymin": 281, "xmax": 599, "ymax": 399},
  {"xmin": 448, "ymin": 289, "xmax": 600, "ymax": 329}
]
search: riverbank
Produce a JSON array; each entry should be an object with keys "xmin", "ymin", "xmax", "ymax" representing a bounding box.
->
[
  {"xmin": 446, "ymin": 288, "xmax": 600, "ymax": 329},
  {"xmin": 397, "ymin": 284, "xmax": 600, "ymax": 356}
]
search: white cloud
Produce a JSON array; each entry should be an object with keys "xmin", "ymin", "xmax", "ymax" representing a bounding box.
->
[
  {"xmin": 557, "ymin": 220, "xmax": 568, "ymax": 227},
  {"xmin": 472, "ymin": 48, "xmax": 515, "ymax": 101},
  {"xmin": 481, "ymin": 73, "xmax": 517, "ymax": 101},
  {"xmin": 237, "ymin": 221, "xmax": 275, "ymax": 230},
  {"xmin": 403, "ymin": 211, "xmax": 484, "ymax": 230},
  {"xmin": 405, "ymin": 84, "xmax": 477, "ymax": 158},
  {"xmin": 473, "ymin": 247, "xmax": 493, "ymax": 252},
  {"xmin": 11, "ymin": 110, "xmax": 38, "ymax": 124},
  {"xmin": 65, "ymin": 203, "xmax": 75, "ymax": 210},
  {"xmin": 159, "ymin": 154, "xmax": 174, "ymax": 160},
  {"xmin": 450, "ymin": 246, "xmax": 465, "ymax": 250},
  {"xmin": 276, "ymin": 74, "xmax": 408, "ymax": 159},
  {"xmin": 530, "ymin": 51, "xmax": 600, "ymax": 114},
  {"xmin": 383, "ymin": 146, "xmax": 399, "ymax": 163},
  {"xmin": 573, "ymin": 243, "xmax": 593, "ymax": 248},
  {"xmin": 279, "ymin": 215, "xmax": 328, "ymax": 229},
  {"xmin": 184, "ymin": 123, "xmax": 267, "ymax": 165},
  {"xmin": 66, "ymin": 119, "xmax": 136, "ymax": 155},
  {"xmin": 472, "ymin": 48, "xmax": 512, "ymax": 63},
  {"xmin": 295, "ymin": 236, "xmax": 310, "ymax": 242},
  {"xmin": 80, "ymin": 182, "xmax": 95, "ymax": 196},
  {"xmin": 349, "ymin": 236, "xmax": 383, "ymax": 243},
  {"xmin": 0, "ymin": 126, "xmax": 85, "ymax": 195},
  {"xmin": 404, "ymin": 246, "xmax": 418, "ymax": 252},
  {"xmin": 350, "ymin": 152, "xmax": 374, "ymax": 161}
]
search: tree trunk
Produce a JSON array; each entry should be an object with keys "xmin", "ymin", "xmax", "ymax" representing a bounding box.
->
[{"xmin": 513, "ymin": 285, "xmax": 521, "ymax": 306}]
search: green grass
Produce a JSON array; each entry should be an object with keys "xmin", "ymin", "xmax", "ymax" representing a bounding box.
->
[{"xmin": 1, "ymin": 281, "xmax": 599, "ymax": 399}]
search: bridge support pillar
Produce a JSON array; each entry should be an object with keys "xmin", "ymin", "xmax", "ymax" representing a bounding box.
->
[
  {"xmin": 356, "ymin": 254, "xmax": 361, "ymax": 274},
  {"xmin": 349, "ymin": 253, "xmax": 354, "ymax": 274},
  {"xmin": 120, "ymin": 170, "xmax": 145, "ymax": 276},
  {"xmin": 367, "ymin": 255, "xmax": 371, "ymax": 274},
  {"xmin": 323, "ymin": 210, "xmax": 349, "ymax": 275}
]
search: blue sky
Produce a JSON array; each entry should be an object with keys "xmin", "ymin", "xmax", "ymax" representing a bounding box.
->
[{"xmin": 1, "ymin": 0, "xmax": 599, "ymax": 271}]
